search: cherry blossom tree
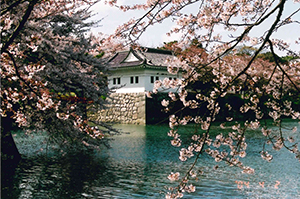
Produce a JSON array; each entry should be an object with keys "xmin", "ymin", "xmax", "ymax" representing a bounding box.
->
[
  {"xmin": 1, "ymin": 0, "xmax": 120, "ymax": 163},
  {"xmin": 105, "ymin": 0, "xmax": 300, "ymax": 198}
]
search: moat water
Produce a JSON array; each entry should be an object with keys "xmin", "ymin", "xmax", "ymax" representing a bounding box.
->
[{"xmin": 3, "ymin": 120, "xmax": 300, "ymax": 198}]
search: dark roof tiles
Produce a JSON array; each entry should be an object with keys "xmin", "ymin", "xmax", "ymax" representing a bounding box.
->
[{"xmin": 108, "ymin": 47, "xmax": 174, "ymax": 69}]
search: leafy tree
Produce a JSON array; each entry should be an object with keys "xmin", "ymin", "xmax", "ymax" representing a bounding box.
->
[
  {"xmin": 1, "ymin": 0, "xmax": 118, "ymax": 165},
  {"xmin": 258, "ymin": 51, "xmax": 286, "ymax": 63},
  {"xmin": 104, "ymin": 0, "xmax": 300, "ymax": 197}
]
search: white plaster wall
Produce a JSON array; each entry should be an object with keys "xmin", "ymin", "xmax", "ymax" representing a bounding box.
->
[
  {"xmin": 108, "ymin": 69, "xmax": 181, "ymax": 93},
  {"xmin": 109, "ymin": 70, "xmax": 146, "ymax": 93},
  {"xmin": 143, "ymin": 69, "xmax": 181, "ymax": 92}
]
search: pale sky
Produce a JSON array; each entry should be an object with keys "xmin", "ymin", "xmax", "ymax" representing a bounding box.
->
[
  {"xmin": 90, "ymin": 0, "xmax": 177, "ymax": 47},
  {"xmin": 90, "ymin": 0, "xmax": 300, "ymax": 56}
]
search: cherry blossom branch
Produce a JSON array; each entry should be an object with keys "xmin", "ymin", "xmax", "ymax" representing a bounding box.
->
[
  {"xmin": 222, "ymin": 0, "xmax": 286, "ymax": 93},
  {"xmin": 127, "ymin": 0, "xmax": 167, "ymax": 42},
  {"xmin": 127, "ymin": 0, "xmax": 200, "ymax": 43},
  {"xmin": 1, "ymin": 0, "xmax": 39, "ymax": 53},
  {"xmin": 169, "ymin": 102, "xmax": 218, "ymax": 195},
  {"xmin": 0, "ymin": 0, "xmax": 26, "ymax": 16},
  {"xmin": 5, "ymin": 51, "xmax": 39, "ymax": 97},
  {"xmin": 223, "ymin": 0, "xmax": 284, "ymax": 57},
  {"xmin": 275, "ymin": 7, "xmax": 300, "ymax": 29},
  {"xmin": 179, "ymin": 0, "xmax": 286, "ymax": 86},
  {"xmin": 267, "ymin": 39, "xmax": 300, "ymax": 93}
]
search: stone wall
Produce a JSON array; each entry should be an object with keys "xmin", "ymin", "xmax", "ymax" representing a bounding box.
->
[{"xmin": 91, "ymin": 93, "xmax": 146, "ymax": 125}]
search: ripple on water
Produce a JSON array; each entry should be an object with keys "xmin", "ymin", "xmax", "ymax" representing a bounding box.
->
[{"xmin": 6, "ymin": 122, "xmax": 300, "ymax": 198}]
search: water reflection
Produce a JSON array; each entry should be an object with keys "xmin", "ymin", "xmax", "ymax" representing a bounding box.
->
[
  {"xmin": 4, "ymin": 122, "xmax": 300, "ymax": 198},
  {"xmin": 9, "ymin": 153, "xmax": 110, "ymax": 198}
]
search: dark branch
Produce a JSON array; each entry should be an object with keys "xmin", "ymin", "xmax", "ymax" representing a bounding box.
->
[
  {"xmin": 1, "ymin": 0, "xmax": 39, "ymax": 53},
  {"xmin": 128, "ymin": 0, "xmax": 170, "ymax": 43},
  {"xmin": 1, "ymin": 0, "xmax": 26, "ymax": 16},
  {"xmin": 267, "ymin": 39, "xmax": 300, "ymax": 93},
  {"xmin": 225, "ymin": 0, "xmax": 287, "ymax": 91},
  {"xmin": 5, "ymin": 51, "xmax": 39, "ymax": 96}
]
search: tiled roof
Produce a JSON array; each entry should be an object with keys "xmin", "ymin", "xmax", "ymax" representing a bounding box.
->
[{"xmin": 108, "ymin": 47, "xmax": 174, "ymax": 69}]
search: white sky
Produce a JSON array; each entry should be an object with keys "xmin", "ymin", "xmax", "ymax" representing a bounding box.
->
[
  {"xmin": 90, "ymin": 0, "xmax": 177, "ymax": 47},
  {"xmin": 89, "ymin": 0, "xmax": 300, "ymax": 56}
]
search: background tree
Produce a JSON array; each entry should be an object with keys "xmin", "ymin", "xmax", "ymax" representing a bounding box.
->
[
  {"xmin": 105, "ymin": 0, "xmax": 300, "ymax": 198},
  {"xmin": 1, "ymin": 0, "xmax": 119, "ymax": 165}
]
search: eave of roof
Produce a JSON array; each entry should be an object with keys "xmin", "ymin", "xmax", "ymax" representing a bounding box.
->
[
  {"xmin": 107, "ymin": 47, "xmax": 174, "ymax": 69},
  {"xmin": 109, "ymin": 63, "xmax": 168, "ymax": 72}
]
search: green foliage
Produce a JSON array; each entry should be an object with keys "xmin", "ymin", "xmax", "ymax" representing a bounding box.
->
[
  {"xmin": 257, "ymin": 52, "xmax": 286, "ymax": 64},
  {"xmin": 95, "ymin": 52, "xmax": 105, "ymax": 58},
  {"xmin": 281, "ymin": 55, "xmax": 299, "ymax": 63}
]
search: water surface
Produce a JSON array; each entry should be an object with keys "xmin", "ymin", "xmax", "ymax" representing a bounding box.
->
[{"xmin": 4, "ymin": 121, "xmax": 300, "ymax": 198}]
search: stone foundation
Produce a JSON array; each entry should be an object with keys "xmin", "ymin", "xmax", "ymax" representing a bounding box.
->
[{"xmin": 90, "ymin": 93, "xmax": 146, "ymax": 125}]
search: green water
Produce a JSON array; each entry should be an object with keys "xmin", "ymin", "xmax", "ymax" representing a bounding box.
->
[{"xmin": 2, "ymin": 121, "xmax": 300, "ymax": 198}]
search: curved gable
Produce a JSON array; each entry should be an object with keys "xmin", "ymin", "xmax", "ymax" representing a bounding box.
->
[{"xmin": 123, "ymin": 51, "xmax": 141, "ymax": 62}]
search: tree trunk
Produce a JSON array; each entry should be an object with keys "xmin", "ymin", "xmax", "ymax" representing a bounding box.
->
[
  {"xmin": 1, "ymin": 113, "xmax": 21, "ymax": 164},
  {"xmin": 1, "ymin": 130, "xmax": 21, "ymax": 163},
  {"xmin": 1, "ymin": 114, "xmax": 22, "ymax": 197}
]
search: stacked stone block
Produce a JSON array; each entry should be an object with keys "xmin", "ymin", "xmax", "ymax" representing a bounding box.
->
[{"xmin": 91, "ymin": 93, "xmax": 146, "ymax": 125}]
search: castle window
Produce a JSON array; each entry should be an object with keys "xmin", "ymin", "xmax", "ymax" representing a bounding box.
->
[
  {"xmin": 130, "ymin": 76, "xmax": 139, "ymax": 84},
  {"xmin": 150, "ymin": 76, "xmax": 160, "ymax": 83},
  {"xmin": 130, "ymin": 76, "xmax": 134, "ymax": 84},
  {"xmin": 151, "ymin": 76, "xmax": 154, "ymax": 83},
  {"xmin": 113, "ymin": 77, "xmax": 121, "ymax": 85},
  {"xmin": 135, "ymin": 76, "xmax": 139, "ymax": 84}
]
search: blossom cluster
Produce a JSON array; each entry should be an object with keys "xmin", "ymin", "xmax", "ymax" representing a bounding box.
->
[
  {"xmin": 114, "ymin": 0, "xmax": 300, "ymax": 197},
  {"xmin": 1, "ymin": 0, "xmax": 117, "ymax": 151}
]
